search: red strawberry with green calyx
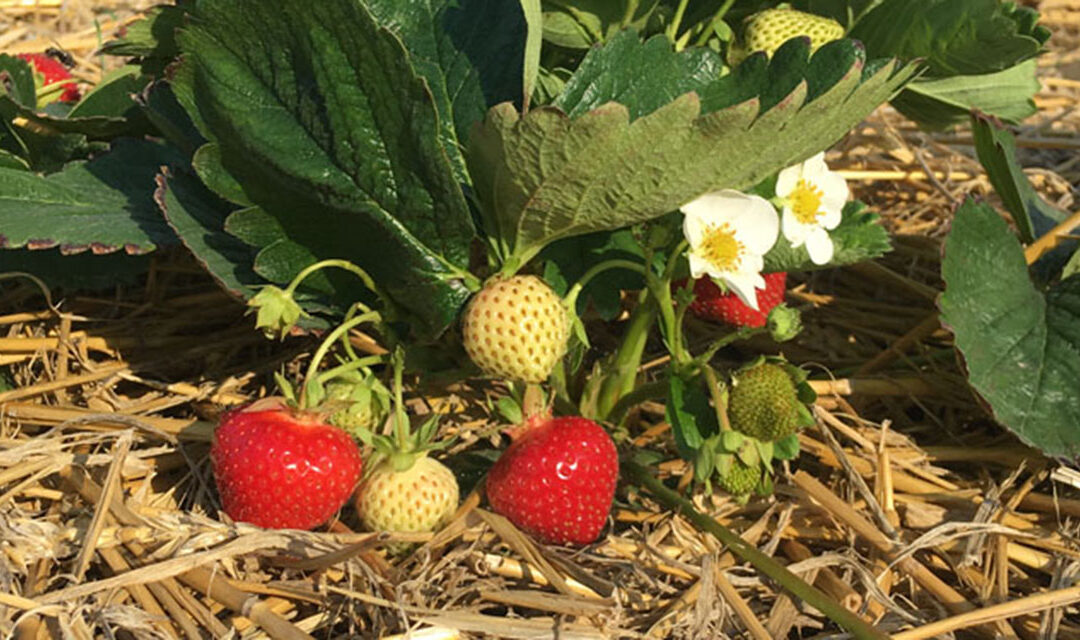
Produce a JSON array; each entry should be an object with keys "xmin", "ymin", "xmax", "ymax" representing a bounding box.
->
[
  {"xmin": 486, "ymin": 415, "xmax": 618, "ymax": 546},
  {"xmin": 16, "ymin": 52, "xmax": 81, "ymax": 106},
  {"xmin": 678, "ymin": 271, "xmax": 788, "ymax": 328},
  {"xmin": 211, "ymin": 398, "xmax": 363, "ymax": 530}
]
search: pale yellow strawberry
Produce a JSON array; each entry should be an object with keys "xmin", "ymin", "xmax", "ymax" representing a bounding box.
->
[
  {"xmin": 731, "ymin": 8, "xmax": 844, "ymax": 64},
  {"xmin": 356, "ymin": 456, "xmax": 459, "ymax": 536},
  {"xmin": 462, "ymin": 275, "xmax": 569, "ymax": 384}
]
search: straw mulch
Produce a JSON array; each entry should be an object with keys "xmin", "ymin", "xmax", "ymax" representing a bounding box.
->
[{"xmin": 2, "ymin": 2, "xmax": 1080, "ymax": 639}]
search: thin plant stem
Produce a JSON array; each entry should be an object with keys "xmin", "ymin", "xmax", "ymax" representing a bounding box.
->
[
  {"xmin": 299, "ymin": 311, "xmax": 381, "ymax": 409},
  {"xmin": 623, "ymin": 461, "xmax": 891, "ymax": 640},
  {"xmin": 620, "ymin": 0, "xmax": 640, "ymax": 28},
  {"xmin": 666, "ymin": 0, "xmax": 691, "ymax": 44},
  {"xmin": 563, "ymin": 259, "xmax": 648, "ymax": 311},
  {"xmin": 314, "ymin": 355, "xmax": 388, "ymax": 386},
  {"xmin": 283, "ymin": 259, "xmax": 378, "ymax": 298}
]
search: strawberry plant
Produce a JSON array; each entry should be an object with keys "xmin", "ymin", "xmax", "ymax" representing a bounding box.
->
[{"xmin": 0, "ymin": 1, "xmax": 1062, "ymax": 635}]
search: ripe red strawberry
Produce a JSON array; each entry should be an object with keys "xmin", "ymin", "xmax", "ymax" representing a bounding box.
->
[
  {"xmin": 680, "ymin": 272, "xmax": 787, "ymax": 328},
  {"xmin": 16, "ymin": 52, "xmax": 80, "ymax": 105},
  {"xmin": 486, "ymin": 416, "xmax": 618, "ymax": 545},
  {"xmin": 211, "ymin": 400, "xmax": 363, "ymax": 530}
]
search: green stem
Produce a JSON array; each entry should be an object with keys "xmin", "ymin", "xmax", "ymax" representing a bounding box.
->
[
  {"xmin": 339, "ymin": 302, "xmax": 376, "ymax": 362},
  {"xmin": 623, "ymin": 462, "xmax": 891, "ymax": 640},
  {"xmin": 391, "ymin": 347, "xmax": 408, "ymax": 451},
  {"xmin": 665, "ymin": 0, "xmax": 691, "ymax": 44},
  {"xmin": 564, "ymin": 258, "xmax": 648, "ymax": 311},
  {"xmin": 606, "ymin": 378, "xmax": 668, "ymax": 425},
  {"xmin": 284, "ymin": 259, "xmax": 378, "ymax": 298},
  {"xmin": 314, "ymin": 355, "xmax": 388, "ymax": 386},
  {"xmin": 692, "ymin": 326, "xmax": 767, "ymax": 367},
  {"xmin": 620, "ymin": 0, "xmax": 640, "ymax": 28},
  {"xmin": 299, "ymin": 311, "xmax": 381, "ymax": 410},
  {"xmin": 645, "ymin": 269, "xmax": 685, "ymax": 367},
  {"xmin": 595, "ymin": 294, "xmax": 658, "ymax": 421}
]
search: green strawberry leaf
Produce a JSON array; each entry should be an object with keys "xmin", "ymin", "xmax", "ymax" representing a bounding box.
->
[
  {"xmin": 469, "ymin": 35, "xmax": 915, "ymax": 268},
  {"xmin": 553, "ymin": 30, "xmax": 725, "ymax": 120},
  {"xmin": 940, "ymin": 200, "xmax": 1080, "ymax": 459},
  {"xmin": 154, "ymin": 168, "xmax": 263, "ymax": 299},
  {"xmin": 851, "ymin": 0, "xmax": 1048, "ymax": 77},
  {"xmin": 971, "ymin": 112, "xmax": 1066, "ymax": 245},
  {"xmin": 67, "ymin": 66, "xmax": 149, "ymax": 122},
  {"xmin": 540, "ymin": 0, "xmax": 661, "ymax": 49},
  {"xmin": 175, "ymin": 0, "xmax": 478, "ymax": 339},
  {"xmin": 100, "ymin": 5, "xmax": 187, "ymax": 61},
  {"xmin": 763, "ymin": 201, "xmax": 892, "ymax": 273},
  {"xmin": 0, "ymin": 138, "xmax": 180, "ymax": 254},
  {"xmin": 0, "ymin": 54, "xmax": 38, "ymax": 109},
  {"xmin": 890, "ymin": 60, "xmax": 1040, "ymax": 131},
  {"xmin": 192, "ymin": 143, "xmax": 251, "ymax": 207},
  {"xmin": 364, "ymin": 0, "xmax": 527, "ymax": 182},
  {"xmin": 666, "ymin": 369, "xmax": 718, "ymax": 460}
]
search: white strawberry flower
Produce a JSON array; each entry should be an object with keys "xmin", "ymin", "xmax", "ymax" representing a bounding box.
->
[
  {"xmin": 776, "ymin": 151, "xmax": 848, "ymax": 265},
  {"xmin": 681, "ymin": 190, "xmax": 779, "ymax": 311}
]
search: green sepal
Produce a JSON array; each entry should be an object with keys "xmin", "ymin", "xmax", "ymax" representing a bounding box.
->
[
  {"xmin": 248, "ymin": 285, "xmax": 304, "ymax": 340},
  {"xmin": 720, "ymin": 430, "xmax": 745, "ymax": 453},
  {"xmin": 773, "ymin": 434, "xmax": 801, "ymax": 461}
]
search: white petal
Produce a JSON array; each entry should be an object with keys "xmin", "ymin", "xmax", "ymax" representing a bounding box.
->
[
  {"xmin": 730, "ymin": 195, "xmax": 780, "ymax": 254},
  {"xmin": 681, "ymin": 190, "xmax": 747, "ymax": 225},
  {"xmin": 682, "ymin": 208, "xmax": 707, "ymax": 247},
  {"xmin": 776, "ymin": 162, "xmax": 802, "ymax": 198},
  {"xmin": 805, "ymin": 227, "xmax": 835, "ymax": 265},
  {"xmin": 724, "ymin": 272, "xmax": 765, "ymax": 310},
  {"xmin": 818, "ymin": 169, "xmax": 849, "ymax": 204},
  {"xmin": 782, "ymin": 207, "xmax": 812, "ymax": 246},
  {"xmin": 801, "ymin": 151, "xmax": 829, "ymax": 177},
  {"xmin": 738, "ymin": 251, "xmax": 764, "ymax": 277},
  {"xmin": 687, "ymin": 253, "xmax": 711, "ymax": 279}
]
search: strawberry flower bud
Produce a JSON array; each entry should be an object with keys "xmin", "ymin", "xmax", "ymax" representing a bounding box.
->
[{"xmin": 766, "ymin": 304, "xmax": 802, "ymax": 342}]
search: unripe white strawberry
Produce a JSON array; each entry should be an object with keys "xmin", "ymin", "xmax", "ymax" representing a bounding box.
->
[
  {"xmin": 356, "ymin": 455, "xmax": 459, "ymax": 536},
  {"xmin": 731, "ymin": 8, "xmax": 844, "ymax": 64},
  {"xmin": 462, "ymin": 275, "xmax": 569, "ymax": 384}
]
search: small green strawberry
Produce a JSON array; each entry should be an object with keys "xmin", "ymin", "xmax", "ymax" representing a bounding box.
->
[
  {"xmin": 462, "ymin": 275, "xmax": 569, "ymax": 384},
  {"xmin": 727, "ymin": 361, "xmax": 812, "ymax": 442},
  {"xmin": 717, "ymin": 457, "xmax": 761, "ymax": 496},
  {"xmin": 730, "ymin": 7, "xmax": 844, "ymax": 64},
  {"xmin": 357, "ymin": 454, "xmax": 459, "ymax": 536},
  {"xmin": 324, "ymin": 372, "xmax": 390, "ymax": 437}
]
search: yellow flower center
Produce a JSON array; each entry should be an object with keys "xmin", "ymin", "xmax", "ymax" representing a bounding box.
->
[
  {"xmin": 700, "ymin": 223, "xmax": 743, "ymax": 272},
  {"xmin": 790, "ymin": 178, "xmax": 825, "ymax": 225}
]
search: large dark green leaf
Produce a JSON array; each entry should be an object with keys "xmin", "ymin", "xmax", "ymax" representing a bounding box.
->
[
  {"xmin": 851, "ymin": 0, "xmax": 1048, "ymax": 77},
  {"xmin": 0, "ymin": 138, "xmax": 179, "ymax": 254},
  {"xmin": 891, "ymin": 60, "xmax": 1040, "ymax": 130},
  {"xmin": 365, "ymin": 0, "xmax": 526, "ymax": 181},
  {"xmin": 155, "ymin": 168, "xmax": 262, "ymax": 299},
  {"xmin": 176, "ymin": 0, "xmax": 477, "ymax": 338},
  {"xmin": 940, "ymin": 200, "xmax": 1080, "ymax": 459},
  {"xmin": 554, "ymin": 31, "xmax": 724, "ymax": 120},
  {"xmin": 469, "ymin": 36, "xmax": 915, "ymax": 267}
]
